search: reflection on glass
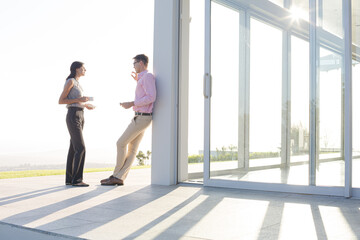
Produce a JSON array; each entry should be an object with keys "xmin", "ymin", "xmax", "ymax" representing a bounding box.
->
[
  {"xmin": 210, "ymin": 2, "xmax": 239, "ymax": 177},
  {"xmin": 316, "ymin": 48, "xmax": 343, "ymax": 187},
  {"xmin": 290, "ymin": 36, "xmax": 309, "ymax": 185},
  {"xmin": 322, "ymin": 0, "xmax": 342, "ymax": 37}
]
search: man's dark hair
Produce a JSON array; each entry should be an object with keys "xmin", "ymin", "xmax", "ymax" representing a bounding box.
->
[{"xmin": 133, "ymin": 54, "xmax": 149, "ymax": 67}]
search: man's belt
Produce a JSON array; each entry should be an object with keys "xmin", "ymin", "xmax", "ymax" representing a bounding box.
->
[{"xmin": 135, "ymin": 112, "xmax": 152, "ymax": 116}]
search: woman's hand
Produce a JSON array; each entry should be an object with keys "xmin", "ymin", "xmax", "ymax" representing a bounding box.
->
[
  {"xmin": 85, "ymin": 103, "xmax": 95, "ymax": 110},
  {"xmin": 79, "ymin": 96, "xmax": 89, "ymax": 102}
]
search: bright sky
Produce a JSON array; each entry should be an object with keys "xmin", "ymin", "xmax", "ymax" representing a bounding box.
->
[
  {"xmin": 0, "ymin": 0, "xmax": 154, "ymax": 165},
  {"xmin": 0, "ymin": 0, "xmax": 356, "ymax": 169}
]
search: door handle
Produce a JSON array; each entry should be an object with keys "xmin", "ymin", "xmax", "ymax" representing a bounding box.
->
[
  {"xmin": 209, "ymin": 74, "xmax": 212, "ymax": 98},
  {"xmin": 203, "ymin": 73, "xmax": 208, "ymax": 98},
  {"xmin": 203, "ymin": 73, "xmax": 212, "ymax": 99}
]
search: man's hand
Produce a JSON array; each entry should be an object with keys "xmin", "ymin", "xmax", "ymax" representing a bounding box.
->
[
  {"xmin": 120, "ymin": 101, "xmax": 135, "ymax": 109},
  {"xmin": 131, "ymin": 72, "xmax": 138, "ymax": 81}
]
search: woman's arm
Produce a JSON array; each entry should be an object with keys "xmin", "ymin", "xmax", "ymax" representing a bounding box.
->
[{"xmin": 58, "ymin": 80, "xmax": 88, "ymax": 105}]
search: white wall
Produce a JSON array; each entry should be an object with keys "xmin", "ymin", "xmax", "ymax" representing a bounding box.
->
[{"xmin": 151, "ymin": 0, "xmax": 179, "ymax": 185}]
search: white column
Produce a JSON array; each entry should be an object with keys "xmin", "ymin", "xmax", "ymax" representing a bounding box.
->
[{"xmin": 152, "ymin": 0, "xmax": 180, "ymax": 185}]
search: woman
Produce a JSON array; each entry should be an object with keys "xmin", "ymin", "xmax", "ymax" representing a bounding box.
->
[{"xmin": 59, "ymin": 61, "xmax": 94, "ymax": 187}]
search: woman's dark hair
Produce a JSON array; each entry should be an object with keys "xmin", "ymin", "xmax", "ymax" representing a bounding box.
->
[{"xmin": 66, "ymin": 61, "xmax": 84, "ymax": 80}]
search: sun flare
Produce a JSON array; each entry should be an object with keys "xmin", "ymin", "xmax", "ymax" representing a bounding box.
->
[{"xmin": 290, "ymin": 6, "xmax": 307, "ymax": 21}]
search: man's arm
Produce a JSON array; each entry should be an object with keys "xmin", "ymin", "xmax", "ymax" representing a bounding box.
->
[
  {"xmin": 134, "ymin": 73, "xmax": 156, "ymax": 107},
  {"xmin": 120, "ymin": 101, "xmax": 134, "ymax": 109}
]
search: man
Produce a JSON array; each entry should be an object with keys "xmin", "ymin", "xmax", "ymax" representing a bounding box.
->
[{"xmin": 101, "ymin": 54, "xmax": 156, "ymax": 186}]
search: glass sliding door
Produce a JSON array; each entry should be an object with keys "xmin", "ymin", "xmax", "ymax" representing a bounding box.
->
[
  {"xmin": 289, "ymin": 36, "xmax": 309, "ymax": 185},
  {"xmin": 178, "ymin": 0, "xmax": 208, "ymax": 183},
  {"xmin": 248, "ymin": 18, "xmax": 283, "ymax": 183},
  {"xmin": 353, "ymin": 60, "xmax": 360, "ymax": 187},
  {"xmin": 314, "ymin": 0, "xmax": 345, "ymax": 188},
  {"xmin": 352, "ymin": 0, "xmax": 360, "ymax": 188},
  {"xmin": 316, "ymin": 48, "xmax": 344, "ymax": 187},
  {"xmin": 209, "ymin": 2, "xmax": 240, "ymax": 179},
  {"xmin": 199, "ymin": 0, "xmax": 351, "ymax": 196},
  {"xmin": 186, "ymin": 0, "xmax": 205, "ymax": 182},
  {"xmin": 205, "ymin": 1, "xmax": 309, "ymax": 185}
]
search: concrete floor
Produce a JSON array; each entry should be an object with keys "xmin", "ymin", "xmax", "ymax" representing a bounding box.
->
[{"xmin": 1, "ymin": 168, "xmax": 360, "ymax": 239}]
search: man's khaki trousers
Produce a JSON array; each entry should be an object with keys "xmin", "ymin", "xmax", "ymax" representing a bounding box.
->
[{"xmin": 113, "ymin": 115, "xmax": 152, "ymax": 180}]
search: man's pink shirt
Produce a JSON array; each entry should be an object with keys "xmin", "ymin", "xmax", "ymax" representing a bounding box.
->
[{"xmin": 133, "ymin": 70, "xmax": 156, "ymax": 113}]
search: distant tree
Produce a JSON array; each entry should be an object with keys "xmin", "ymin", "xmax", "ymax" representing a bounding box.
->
[
  {"xmin": 221, "ymin": 146, "xmax": 227, "ymax": 160},
  {"xmin": 136, "ymin": 151, "xmax": 146, "ymax": 166},
  {"xmin": 136, "ymin": 150, "xmax": 151, "ymax": 166},
  {"xmin": 188, "ymin": 154, "xmax": 204, "ymax": 163},
  {"xmin": 146, "ymin": 150, "xmax": 152, "ymax": 163},
  {"xmin": 228, "ymin": 144, "xmax": 237, "ymax": 160},
  {"xmin": 216, "ymin": 147, "xmax": 220, "ymax": 160}
]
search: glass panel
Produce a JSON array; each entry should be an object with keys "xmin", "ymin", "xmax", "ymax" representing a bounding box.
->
[
  {"xmin": 248, "ymin": 18, "xmax": 282, "ymax": 183},
  {"xmin": 290, "ymin": 36, "xmax": 309, "ymax": 185},
  {"xmin": 209, "ymin": 2, "xmax": 239, "ymax": 178},
  {"xmin": 322, "ymin": 0, "xmax": 342, "ymax": 37},
  {"xmin": 316, "ymin": 48, "xmax": 344, "ymax": 187},
  {"xmin": 352, "ymin": 0, "xmax": 360, "ymax": 187},
  {"xmin": 187, "ymin": 0, "xmax": 205, "ymax": 182},
  {"xmin": 353, "ymin": 61, "xmax": 360, "ymax": 187},
  {"xmin": 353, "ymin": 0, "xmax": 360, "ymax": 47}
]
